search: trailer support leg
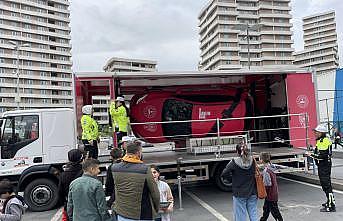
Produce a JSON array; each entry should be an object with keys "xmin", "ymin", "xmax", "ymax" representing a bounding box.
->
[{"xmin": 177, "ymin": 176, "xmax": 183, "ymax": 211}]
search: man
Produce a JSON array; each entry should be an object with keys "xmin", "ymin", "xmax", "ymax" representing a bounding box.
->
[
  {"xmin": 307, "ymin": 124, "xmax": 336, "ymax": 212},
  {"xmin": 67, "ymin": 159, "xmax": 111, "ymax": 221},
  {"xmin": 112, "ymin": 141, "xmax": 160, "ymax": 221},
  {"xmin": 109, "ymin": 96, "xmax": 129, "ymax": 147},
  {"xmin": 81, "ymin": 105, "xmax": 99, "ymax": 159}
]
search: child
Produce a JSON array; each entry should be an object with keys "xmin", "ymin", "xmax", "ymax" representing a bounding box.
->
[
  {"xmin": 259, "ymin": 152, "xmax": 283, "ymax": 221},
  {"xmin": 151, "ymin": 165, "xmax": 174, "ymax": 221},
  {"xmin": 0, "ymin": 179, "xmax": 27, "ymax": 221}
]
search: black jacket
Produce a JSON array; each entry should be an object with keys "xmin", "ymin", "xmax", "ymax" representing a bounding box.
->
[
  {"xmin": 58, "ymin": 163, "xmax": 83, "ymax": 207},
  {"xmin": 105, "ymin": 159, "xmax": 121, "ymax": 208},
  {"xmin": 221, "ymin": 156, "xmax": 257, "ymax": 198}
]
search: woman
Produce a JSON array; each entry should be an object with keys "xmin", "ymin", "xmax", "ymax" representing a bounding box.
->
[
  {"xmin": 0, "ymin": 179, "xmax": 27, "ymax": 221},
  {"xmin": 151, "ymin": 165, "xmax": 173, "ymax": 221},
  {"xmin": 221, "ymin": 143, "xmax": 258, "ymax": 221}
]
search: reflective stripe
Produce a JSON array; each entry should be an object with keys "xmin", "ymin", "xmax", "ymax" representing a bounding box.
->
[{"xmin": 316, "ymin": 137, "xmax": 332, "ymax": 150}]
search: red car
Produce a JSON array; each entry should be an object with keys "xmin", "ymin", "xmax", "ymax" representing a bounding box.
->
[{"xmin": 130, "ymin": 89, "xmax": 253, "ymax": 143}]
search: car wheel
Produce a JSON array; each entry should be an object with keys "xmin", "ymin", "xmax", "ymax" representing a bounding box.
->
[
  {"xmin": 24, "ymin": 178, "xmax": 59, "ymax": 212},
  {"xmin": 214, "ymin": 164, "xmax": 232, "ymax": 192}
]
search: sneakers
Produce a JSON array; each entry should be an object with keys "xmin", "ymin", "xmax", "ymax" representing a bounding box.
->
[
  {"xmin": 320, "ymin": 206, "xmax": 336, "ymax": 212},
  {"xmin": 321, "ymin": 202, "xmax": 327, "ymax": 207}
]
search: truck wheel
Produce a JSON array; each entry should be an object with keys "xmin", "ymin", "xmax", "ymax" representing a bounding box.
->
[
  {"xmin": 214, "ymin": 164, "xmax": 232, "ymax": 192},
  {"xmin": 24, "ymin": 178, "xmax": 59, "ymax": 212}
]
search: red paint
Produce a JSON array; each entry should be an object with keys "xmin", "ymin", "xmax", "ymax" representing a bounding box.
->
[
  {"xmin": 286, "ymin": 73, "xmax": 317, "ymax": 148},
  {"xmin": 130, "ymin": 90, "xmax": 250, "ymax": 143}
]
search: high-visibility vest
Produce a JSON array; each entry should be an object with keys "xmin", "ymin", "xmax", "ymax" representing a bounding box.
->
[
  {"xmin": 81, "ymin": 115, "xmax": 99, "ymax": 141},
  {"xmin": 316, "ymin": 137, "xmax": 332, "ymax": 151},
  {"xmin": 109, "ymin": 102, "xmax": 118, "ymax": 131},
  {"xmin": 109, "ymin": 105, "xmax": 128, "ymax": 133}
]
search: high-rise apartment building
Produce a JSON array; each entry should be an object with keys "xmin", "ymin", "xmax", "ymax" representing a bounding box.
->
[
  {"xmin": 198, "ymin": 0, "xmax": 294, "ymax": 71},
  {"xmin": 92, "ymin": 57, "xmax": 157, "ymax": 127},
  {"xmin": 294, "ymin": 11, "xmax": 339, "ymax": 74},
  {"xmin": 0, "ymin": 0, "xmax": 72, "ymax": 113}
]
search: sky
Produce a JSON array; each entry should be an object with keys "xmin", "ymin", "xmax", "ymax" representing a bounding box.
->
[{"xmin": 70, "ymin": 0, "xmax": 343, "ymax": 72}]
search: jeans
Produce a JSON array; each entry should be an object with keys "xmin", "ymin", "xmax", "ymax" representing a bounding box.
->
[
  {"xmin": 233, "ymin": 195, "xmax": 258, "ymax": 221},
  {"xmin": 117, "ymin": 215, "xmax": 153, "ymax": 221}
]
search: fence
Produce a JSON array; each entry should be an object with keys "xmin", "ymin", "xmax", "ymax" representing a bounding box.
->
[
  {"xmin": 130, "ymin": 113, "xmax": 309, "ymax": 152},
  {"xmin": 318, "ymin": 89, "xmax": 343, "ymax": 134}
]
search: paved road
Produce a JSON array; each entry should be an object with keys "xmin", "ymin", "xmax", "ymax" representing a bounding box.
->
[
  {"xmin": 24, "ymin": 177, "xmax": 343, "ymax": 221},
  {"xmin": 172, "ymin": 178, "xmax": 343, "ymax": 221}
]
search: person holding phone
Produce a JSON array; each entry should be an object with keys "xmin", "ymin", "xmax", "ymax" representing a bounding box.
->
[{"xmin": 151, "ymin": 165, "xmax": 173, "ymax": 221}]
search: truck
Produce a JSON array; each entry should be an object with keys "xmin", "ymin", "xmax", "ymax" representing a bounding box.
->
[{"xmin": 0, "ymin": 67, "xmax": 318, "ymax": 211}]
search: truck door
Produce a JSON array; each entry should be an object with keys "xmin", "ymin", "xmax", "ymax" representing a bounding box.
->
[
  {"xmin": 286, "ymin": 73, "xmax": 317, "ymax": 148},
  {"xmin": 0, "ymin": 115, "xmax": 42, "ymax": 175}
]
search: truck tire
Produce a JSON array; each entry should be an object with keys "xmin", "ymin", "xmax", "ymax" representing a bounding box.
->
[
  {"xmin": 214, "ymin": 164, "xmax": 232, "ymax": 192},
  {"xmin": 24, "ymin": 178, "xmax": 59, "ymax": 212}
]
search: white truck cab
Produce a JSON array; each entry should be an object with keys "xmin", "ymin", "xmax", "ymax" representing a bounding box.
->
[{"xmin": 0, "ymin": 108, "xmax": 76, "ymax": 211}]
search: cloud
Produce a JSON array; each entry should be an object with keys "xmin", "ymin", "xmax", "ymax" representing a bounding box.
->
[
  {"xmin": 70, "ymin": 0, "xmax": 207, "ymax": 72},
  {"xmin": 70, "ymin": 0, "xmax": 342, "ymax": 72}
]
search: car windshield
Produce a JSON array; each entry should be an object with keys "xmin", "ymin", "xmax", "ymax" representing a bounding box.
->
[{"xmin": 162, "ymin": 99, "xmax": 192, "ymax": 138}]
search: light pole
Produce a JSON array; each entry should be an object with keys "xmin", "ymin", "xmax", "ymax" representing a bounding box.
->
[
  {"xmin": 8, "ymin": 41, "xmax": 30, "ymax": 110},
  {"xmin": 234, "ymin": 23, "xmax": 263, "ymax": 70}
]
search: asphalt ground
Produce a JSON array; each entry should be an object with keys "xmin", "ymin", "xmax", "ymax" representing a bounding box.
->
[
  {"xmin": 23, "ymin": 177, "xmax": 343, "ymax": 221},
  {"xmin": 22, "ymin": 146, "xmax": 343, "ymax": 221}
]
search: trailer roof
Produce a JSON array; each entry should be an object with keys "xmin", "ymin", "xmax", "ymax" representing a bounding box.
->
[
  {"xmin": 2, "ymin": 108, "xmax": 73, "ymax": 116},
  {"xmin": 75, "ymin": 66, "xmax": 311, "ymax": 80}
]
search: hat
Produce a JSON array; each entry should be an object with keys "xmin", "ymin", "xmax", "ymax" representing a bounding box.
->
[
  {"xmin": 82, "ymin": 105, "xmax": 93, "ymax": 115},
  {"xmin": 313, "ymin": 124, "xmax": 328, "ymax": 133},
  {"xmin": 119, "ymin": 136, "xmax": 135, "ymax": 144},
  {"xmin": 116, "ymin": 96, "xmax": 125, "ymax": 102},
  {"xmin": 68, "ymin": 149, "xmax": 83, "ymax": 163}
]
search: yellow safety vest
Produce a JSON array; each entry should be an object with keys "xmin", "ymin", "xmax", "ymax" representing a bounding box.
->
[
  {"xmin": 81, "ymin": 115, "xmax": 99, "ymax": 141},
  {"xmin": 109, "ymin": 104, "xmax": 129, "ymax": 133},
  {"xmin": 316, "ymin": 137, "xmax": 332, "ymax": 150}
]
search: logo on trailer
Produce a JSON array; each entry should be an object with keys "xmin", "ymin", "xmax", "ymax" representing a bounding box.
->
[
  {"xmin": 298, "ymin": 113, "xmax": 307, "ymax": 127},
  {"xmin": 143, "ymin": 105, "xmax": 157, "ymax": 119},
  {"xmin": 199, "ymin": 108, "xmax": 211, "ymax": 119},
  {"xmin": 296, "ymin": 95, "xmax": 309, "ymax": 109},
  {"xmin": 144, "ymin": 124, "xmax": 157, "ymax": 132}
]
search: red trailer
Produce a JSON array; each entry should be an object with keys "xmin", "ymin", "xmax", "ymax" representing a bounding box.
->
[{"xmin": 74, "ymin": 68, "xmax": 317, "ymax": 191}]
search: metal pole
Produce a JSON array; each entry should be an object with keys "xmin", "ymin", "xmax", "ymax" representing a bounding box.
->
[
  {"xmin": 176, "ymin": 158, "xmax": 183, "ymax": 210},
  {"xmin": 305, "ymin": 113, "xmax": 309, "ymax": 149},
  {"xmin": 16, "ymin": 45, "xmax": 20, "ymax": 110},
  {"xmin": 335, "ymin": 90, "xmax": 340, "ymax": 131},
  {"xmin": 247, "ymin": 25, "xmax": 251, "ymax": 70},
  {"xmin": 216, "ymin": 118, "xmax": 221, "ymax": 158},
  {"xmin": 325, "ymin": 99, "xmax": 330, "ymax": 131}
]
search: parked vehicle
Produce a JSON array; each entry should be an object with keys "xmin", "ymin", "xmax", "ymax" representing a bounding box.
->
[
  {"xmin": 130, "ymin": 89, "xmax": 253, "ymax": 143},
  {"xmin": 0, "ymin": 68, "xmax": 318, "ymax": 212}
]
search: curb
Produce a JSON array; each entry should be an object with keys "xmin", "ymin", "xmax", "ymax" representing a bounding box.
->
[{"xmin": 281, "ymin": 172, "xmax": 343, "ymax": 191}]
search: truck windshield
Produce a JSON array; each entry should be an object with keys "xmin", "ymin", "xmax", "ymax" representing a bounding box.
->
[{"xmin": 0, "ymin": 115, "xmax": 39, "ymax": 159}]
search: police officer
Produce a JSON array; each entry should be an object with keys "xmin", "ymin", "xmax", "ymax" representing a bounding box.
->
[
  {"xmin": 307, "ymin": 124, "xmax": 336, "ymax": 212},
  {"xmin": 109, "ymin": 96, "xmax": 129, "ymax": 147},
  {"xmin": 81, "ymin": 105, "xmax": 99, "ymax": 159}
]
